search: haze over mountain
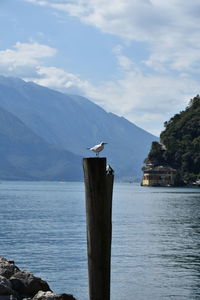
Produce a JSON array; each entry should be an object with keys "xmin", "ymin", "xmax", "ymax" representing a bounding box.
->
[
  {"xmin": 0, "ymin": 76, "xmax": 158, "ymax": 180},
  {"xmin": 0, "ymin": 105, "xmax": 82, "ymax": 180}
]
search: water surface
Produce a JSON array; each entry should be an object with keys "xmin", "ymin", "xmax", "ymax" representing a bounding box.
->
[{"xmin": 0, "ymin": 182, "xmax": 200, "ymax": 300}]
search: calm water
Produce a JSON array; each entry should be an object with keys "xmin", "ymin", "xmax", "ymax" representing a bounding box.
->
[{"xmin": 0, "ymin": 181, "xmax": 200, "ymax": 300}]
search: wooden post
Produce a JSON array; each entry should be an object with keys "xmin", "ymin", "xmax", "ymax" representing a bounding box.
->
[{"xmin": 83, "ymin": 157, "xmax": 114, "ymax": 300}]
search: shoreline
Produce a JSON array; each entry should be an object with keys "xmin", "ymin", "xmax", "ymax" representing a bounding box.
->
[{"xmin": 0, "ymin": 257, "xmax": 77, "ymax": 300}]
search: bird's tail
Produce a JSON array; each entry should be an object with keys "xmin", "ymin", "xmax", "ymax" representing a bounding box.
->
[{"xmin": 86, "ymin": 147, "xmax": 90, "ymax": 150}]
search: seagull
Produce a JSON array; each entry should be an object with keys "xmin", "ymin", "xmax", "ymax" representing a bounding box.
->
[{"xmin": 87, "ymin": 142, "xmax": 108, "ymax": 157}]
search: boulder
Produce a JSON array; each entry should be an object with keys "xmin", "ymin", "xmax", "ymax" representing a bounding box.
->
[
  {"xmin": 0, "ymin": 258, "xmax": 20, "ymax": 279},
  {"xmin": 10, "ymin": 271, "xmax": 51, "ymax": 298},
  {"xmin": 0, "ymin": 275, "xmax": 18, "ymax": 300},
  {"xmin": 0, "ymin": 258, "xmax": 77, "ymax": 300},
  {"xmin": 0, "ymin": 296, "xmax": 17, "ymax": 300},
  {"xmin": 0, "ymin": 276, "xmax": 13, "ymax": 295},
  {"xmin": 32, "ymin": 291, "xmax": 76, "ymax": 300}
]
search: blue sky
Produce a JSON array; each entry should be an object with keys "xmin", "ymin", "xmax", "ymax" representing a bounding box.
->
[{"xmin": 1, "ymin": 0, "xmax": 200, "ymax": 135}]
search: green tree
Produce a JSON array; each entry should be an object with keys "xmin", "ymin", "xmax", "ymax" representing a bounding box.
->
[
  {"xmin": 144, "ymin": 141, "xmax": 166, "ymax": 166},
  {"xmin": 144, "ymin": 95, "xmax": 200, "ymax": 185}
]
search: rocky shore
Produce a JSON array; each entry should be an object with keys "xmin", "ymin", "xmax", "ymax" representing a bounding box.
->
[{"xmin": 0, "ymin": 257, "xmax": 77, "ymax": 300}]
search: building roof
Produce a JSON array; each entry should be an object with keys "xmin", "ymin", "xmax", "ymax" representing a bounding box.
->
[{"xmin": 143, "ymin": 166, "xmax": 177, "ymax": 174}]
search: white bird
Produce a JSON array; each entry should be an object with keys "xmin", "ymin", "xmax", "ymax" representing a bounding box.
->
[{"xmin": 87, "ymin": 142, "xmax": 108, "ymax": 157}]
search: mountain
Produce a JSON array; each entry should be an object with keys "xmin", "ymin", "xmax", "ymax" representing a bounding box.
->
[
  {"xmin": 0, "ymin": 106, "xmax": 82, "ymax": 180},
  {"xmin": 144, "ymin": 95, "xmax": 200, "ymax": 185},
  {"xmin": 0, "ymin": 76, "xmax": 158, "ymax": 180}
]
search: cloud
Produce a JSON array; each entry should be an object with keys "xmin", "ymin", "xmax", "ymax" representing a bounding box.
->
[
  {"xmin": 113, "ymin": 45, "xmax": 137, "ymax": 71},
  {"xmin": 30, "ymin": 66, "xmax": 94, "ymax": 95},
  {"xmin": 86, "ymin": 64, "xmax": 199, "ymax": 135},
  {"xmin": 0, "ymin": 42, "xmax": 56, "ymax": 75},
  {"xmin": 30, "ymin": 48, "xmax": 197, "ymax": 135},
  {"xmin": 0, "ymin": 42, "xmax": 93, "ymax": 97},
  {"xmin": 0, "ymin": 42, "xmax": 94, "ymax": 97},
  {"xmin": 23, "ymin": 0, "xmax": 48, "ymax": 5},
  {"xmin": 22, "ymin": 0, "xmax": 200, "ymax": 73},
  {"xmin": 3, "ymin": 1, "xmax": 200, "ymax": 135},
  {"xmin": 22, "ymin": 0, "xmax": 171, "ymax": 40},
  {"xmin": 0, "ymin": 41, "xmax": 197, "ymax": 135},
  {"xmin": 79, "ymin": 46, "xmax": 197, "ymax": 134}
]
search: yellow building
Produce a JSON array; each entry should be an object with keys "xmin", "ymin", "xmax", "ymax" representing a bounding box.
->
[{"xmin": 141, "ymin": 166, "xmax": 177, "ymax": 187}]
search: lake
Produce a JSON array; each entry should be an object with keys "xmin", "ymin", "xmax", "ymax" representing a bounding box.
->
[{"xmin": 0, "ymin": 181, "xmax": 200, "ymax": 300}]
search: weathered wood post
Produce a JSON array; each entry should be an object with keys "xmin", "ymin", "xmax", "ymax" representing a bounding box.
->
[{"xmin": 83, "ymin": 157, "xmax": 114, "ymax": 300}]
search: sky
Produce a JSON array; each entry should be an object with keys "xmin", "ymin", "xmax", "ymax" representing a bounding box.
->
[{"xmin": 0, "ymin": 0, "xmax": 200, "ymax": 136}]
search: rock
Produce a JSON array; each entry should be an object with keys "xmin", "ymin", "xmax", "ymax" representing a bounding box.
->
[
  {"xmin": 10, "ymin": 271, "xmax": 51, "ymax": 298},
  {"xmin": 58, "ymin": 294, "xmax": 77, "ymax": 300},
  {"xmin": 0, "ymin": 276, "xmax": 13, "ymax": 295},
  {"xmin": 0, "ymin": 296, "xmax": 18, "ymax": 300},
  {"xmin": 0, "ymin": 275, "xmax": 18, "ymax": 300},
  {"xmin": 32, "ymin": 291, "xmax": 76, "ymax": 300},
  {"xmin": 0, "ymin": 258, "xmax": 77, "ymax": 300},
  {"xmin": 0, "ymin": 258, "xmax": 20, "ymax": 279}
]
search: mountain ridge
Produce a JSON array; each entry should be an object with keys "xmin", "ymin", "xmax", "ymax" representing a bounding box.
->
[
  {"xmin": 0, "ymin": 75, "xmax": 158, "ymax": 180},
  {"xmin": 0, "ymin": 105, "xmax": 82, "ymax": 180}
]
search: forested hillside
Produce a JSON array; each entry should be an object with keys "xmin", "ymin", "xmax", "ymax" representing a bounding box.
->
[{"xmin": 144, "ymin": 95, "xmax": 200, "ymax": 185}]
